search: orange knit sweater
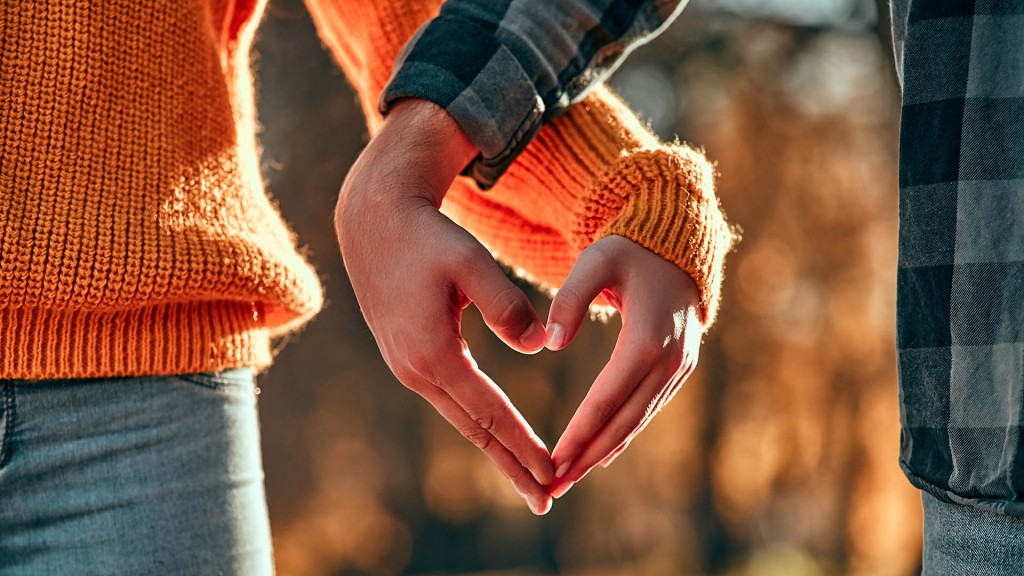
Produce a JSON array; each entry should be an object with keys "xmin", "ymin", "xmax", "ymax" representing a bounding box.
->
[{"xmin": 0, "ymin": 0, "xmax": 733, "ymax": 380}]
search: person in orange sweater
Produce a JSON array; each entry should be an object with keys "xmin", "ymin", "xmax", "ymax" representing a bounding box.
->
[{"xmin": 0, "ymin": 0, "xmax": 731, "ymax": 572}]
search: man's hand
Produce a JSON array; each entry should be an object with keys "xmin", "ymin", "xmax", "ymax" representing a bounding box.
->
[
  {"xmin": 545, "ymin": 235, "xmax": 703, "ymax": 499},
  {"xmin": 335, "ymin": 99, "xmax": 555, "ymax": 515}
]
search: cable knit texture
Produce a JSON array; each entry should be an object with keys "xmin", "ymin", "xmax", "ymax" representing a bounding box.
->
[{"xmin": 1, "ymin": 0, "xmax": 733, "ymax": 380}]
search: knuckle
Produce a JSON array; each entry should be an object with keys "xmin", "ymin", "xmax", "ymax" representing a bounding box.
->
[
  {"xmin": 449, "ymin": 243, "xmax": 484, "ymax": 270},
  {"xmin": 452, "ymin": 245, "xmax": 497, "ymax": 281},
  {"xmin": 556, "ymin": 285, "xmax": 587, "ymax": 315},
  {"xmin": 391, "ymin": 364, "xmax": 421, "ymax": 388},
  {"xmin": 504, "ymin": 466, "xmax": 531, "ymax": 490},
  {"xmin": 491, "ymin": 290, "xmax": 530, "ymax": 330},
  {"xmin": 614, "ymin": 421, "xmax": 638, "ymax": 443},
  {"xmin": 462, "ymin": 426, "xmax": 494, "ymax": 451},
  {"xmin": 470, "ymin": 400, "xmax": 513, "ymax": 436},
  {"xmin": 404, "ymin": 351, "xmax": 439, "ymax": 381},
  {"xmin": 495, "ymin": 465, "xmax": 531, "ymax": 494},
  {"xmin": 405, "ymin": 337, "xmax": 464, "ymax": 384},
  {"xmin": 473, "ymin": 412, "xmax": 496, "ymax": 433},
  {"xmin": 592, "ymin": 398, "xmax": 619, "ymax": 425}
]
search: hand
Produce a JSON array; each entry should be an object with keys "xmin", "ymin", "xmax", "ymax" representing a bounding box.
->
[
  {"xmin": 335, "ymin": 99, "xmax": 555, "ymax": 515},
  {"xmin": 545, "ymin": 235, "xmax": 703, "ymax": 499}
]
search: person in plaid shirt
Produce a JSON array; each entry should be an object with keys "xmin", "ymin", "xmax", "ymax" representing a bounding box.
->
[
  {"xmin": 346, "ymin": 0, "xmax": 1022, "ymax": 571},
  {"xmin": 890, "ymin": 2, "xmax": 1024, "ymax": 571}
]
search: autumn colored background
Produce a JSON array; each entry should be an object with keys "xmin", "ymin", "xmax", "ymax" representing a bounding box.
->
[{"xmin": 253, "ymin": 0, "xmax": 916, "ymax": 573}]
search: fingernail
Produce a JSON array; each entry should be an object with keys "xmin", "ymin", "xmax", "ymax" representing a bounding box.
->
[
  {"xmin": 527, "ymin": 494, "xmax": 546, "ymax": 515},
  {"xmin": 551, "ymin": 481, "xmax": 574, "ymax": 499},
  {"xmin": 554, "ymin": 460, "xmax": 572, "ymax": 479},
  {"xmin": 545, "ymin": 323, "xmax": 566, "ymax": 351},
  {"xmin": 534, "ymin": 495, "xmax": 552, "ymax": 515},
  {"xmin": 519, "ymin": 321, "xmax": 545, "ymax": 349},
  {"xmin": 524, "ymin": 491, "xmax": 548, "ymax": 512}
]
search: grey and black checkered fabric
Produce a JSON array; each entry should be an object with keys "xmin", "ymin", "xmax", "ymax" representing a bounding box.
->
[
  {"xmin": 378, "ymin": 0, "xmax": 686, "ymax": 189},
  {"xmin": 893, "ymin": 0, "xmax": 1024, "ymax": 514}
]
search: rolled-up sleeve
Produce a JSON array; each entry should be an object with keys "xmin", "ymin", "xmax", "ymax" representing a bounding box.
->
[{"xmin": 378, "ymin": 0, "xmax": 688, "ymax": 189}]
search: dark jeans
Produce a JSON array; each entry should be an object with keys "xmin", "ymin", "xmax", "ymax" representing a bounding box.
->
[{"xmin": 923, "ymin": 492, "xmax": 1024, "ymax": 575}]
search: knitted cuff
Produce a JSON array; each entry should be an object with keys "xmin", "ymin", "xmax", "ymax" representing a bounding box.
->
[{"xmin": 572, "ymin": 147, "xmax": 735, "ymax": 327}]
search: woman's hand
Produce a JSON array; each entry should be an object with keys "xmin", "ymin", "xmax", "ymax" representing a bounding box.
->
[{"xmin": 545, "ymin": 235, "xmax": 703, "ymax": 498}]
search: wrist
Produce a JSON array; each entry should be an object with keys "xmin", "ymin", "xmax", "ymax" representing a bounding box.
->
[
  {"xmin": 336, "ymin": 99, "xmax": 478, "ymax": 240},
  {"xmin": 373, "ymin": 98, "xmax": 479, "ymax": 206},
  {"xmin": 572, "ymin": 147, "xmax": 734, "ymax": 327}
]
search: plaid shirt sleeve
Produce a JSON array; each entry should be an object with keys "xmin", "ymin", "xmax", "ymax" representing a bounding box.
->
[
  {"xmin": 894, "ymin": 1, "xmax": 1024, "ymax": 514},
  {"xmin": 377, "ymin": 0, "xmax": 687, "ymax": 189}
]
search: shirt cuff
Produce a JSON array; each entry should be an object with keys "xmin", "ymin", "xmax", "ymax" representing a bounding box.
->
[{"xmin": 378, "ymin": 15, "xmax": 545, "ymax": 190}]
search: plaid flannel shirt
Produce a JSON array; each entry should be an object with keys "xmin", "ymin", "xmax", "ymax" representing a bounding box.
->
[
  {"xmin": 378, "ymin": 0, "xmax": 687, "ymax": 189},
  {"xmin": 894, "ymin": 0, "xmax": 1024, "ymax": 514},
  {"xmin": 382, "ymin": 0, "xmax": 1024, "ymax": 514}
]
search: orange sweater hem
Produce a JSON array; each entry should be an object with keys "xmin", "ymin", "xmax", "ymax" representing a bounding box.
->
[{"xmin": 0, "ymin": 302, "xmax": 272, "ymax": 380}]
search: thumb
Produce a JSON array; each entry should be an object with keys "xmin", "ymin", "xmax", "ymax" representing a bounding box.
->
[
  {"xmin": 460, "ymin": 257, "xmax": 546, "ymax": 354},
  {"xmin": 545, "ymin": 248, "xmax": 616, "ymax": 351}
]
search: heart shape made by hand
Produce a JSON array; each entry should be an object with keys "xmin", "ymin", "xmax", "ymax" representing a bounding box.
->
[{"xmin": 445, "ymin": 235, "xmax": 705, "ymax": 515}]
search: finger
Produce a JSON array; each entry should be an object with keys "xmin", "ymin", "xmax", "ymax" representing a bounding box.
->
[
  {"xmin": 426, "ymin": 343, "xmax": 555, "ymax": 487},
  {"xmin": 598, "ymin": 441, "xmax": 628, "ymax": 469},
  {"xmin": 393, "ymin": 299, "xmax": 554, "ymax": 488},
  {"xmin": 598, "ymin": 370, "xmax": 687, "ymax": 469},
  {"xmin": 459, "ymin": 252, "xmax": 546, "ymax": 353},
  {"xmin": 561, "ymin": 291, "xmax": 704, "ymax": 475},
  {"xmin": 549, "ymin": 323, "xmax": 655, "ymax": 480},
  {"xmin": 413, "ymin": 378, "xmax": 552, "ymax": 515},
  {"xmin": 545, "ymin": 248, "xmax": 616, "ymax": 351},
  {"xmin": 549, "ymin": 364, "xmax": 677, "ymax": 498}
]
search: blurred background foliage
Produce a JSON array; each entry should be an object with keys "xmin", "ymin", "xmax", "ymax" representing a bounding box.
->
[{"xmin": 253, "ymin": 0, "xmax": 917, "ymax": 573}]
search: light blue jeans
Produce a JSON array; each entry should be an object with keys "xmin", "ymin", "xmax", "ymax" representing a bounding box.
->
[
  {"xmin": 923, "ymin": 492, "xmax": 1024, "ymax": 575},
  {"xmin": 0, "ymin": 369, "xmax": 274, "ymax": 575}
]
